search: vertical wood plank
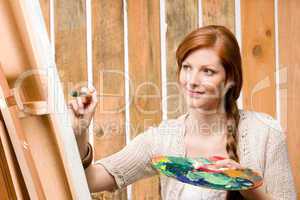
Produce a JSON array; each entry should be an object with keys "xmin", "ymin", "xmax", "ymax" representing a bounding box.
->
[
  {"xmin": 54, "ymin": 1, "xmax": 89, "ymax": 196},
  {"xmin": 39, "ymin": 0, "xmax": 50, "ymax": 37},
  {"xmin": 166, "ymin": 0, "xmax": 198, "ymax": 119},
  {"xmin": 241, "ymin": 0, "xmax": 276, "ymax": 117},
  {"xmin": 202, "ymin": 0, "xmax": 235, "ymax": 33},
  {"xmin": 92, "ymin": 0, "xmax": 127, "ymax": 199},
  {"xmin": 55, "ymin": 0, "xmax": 87, "ymax": 100},
  {"xmin": 127, "ymin": 0, "xmax": 162, "ymax": 199},
  {"xmin": 278, "ymin": 0, "xmax": 300, "ymax": 197}
]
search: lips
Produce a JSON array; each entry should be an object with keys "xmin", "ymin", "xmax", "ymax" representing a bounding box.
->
[{"xmin": 185, "ymin": 88, "xmax": 205, "ymax": 97}]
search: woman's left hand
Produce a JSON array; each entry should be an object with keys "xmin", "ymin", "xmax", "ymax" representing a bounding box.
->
[
  {"xmin": 214, "ymin": 158, "xmax": 271, "ymax": 200},
  {"xmin": 214, "ymin": 158, "xmax": 243, "ymax": 170}
]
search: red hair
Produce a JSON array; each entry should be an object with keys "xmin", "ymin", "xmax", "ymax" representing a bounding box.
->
[{"xmin": 176, "ymin": 25, "xmax": 244, "ymax": 199}]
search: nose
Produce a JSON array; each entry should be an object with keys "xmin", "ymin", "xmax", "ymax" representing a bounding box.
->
[{"xmin": 187, "ymin": 70, "xmax": 200, "ymax": 89}]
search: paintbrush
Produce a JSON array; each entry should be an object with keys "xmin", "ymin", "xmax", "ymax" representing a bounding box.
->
[{"xmin": 70, "ymin": 89, "xmax": 93, "ymax": 108}]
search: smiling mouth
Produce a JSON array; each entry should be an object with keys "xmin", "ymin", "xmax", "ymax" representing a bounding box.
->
[{"xmin": 185, "ymin": 89, "xmax": 205, "ymax": 97}]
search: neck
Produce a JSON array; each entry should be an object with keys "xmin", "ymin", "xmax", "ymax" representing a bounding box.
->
[{"xmin": 185, "ymin": 107, "xmax": 228, "ymax": 137}]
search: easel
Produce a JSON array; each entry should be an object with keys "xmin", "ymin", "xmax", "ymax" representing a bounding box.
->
[{"xmin": 0, "ymin": 0, "xmax": 91, "ymax": 199}]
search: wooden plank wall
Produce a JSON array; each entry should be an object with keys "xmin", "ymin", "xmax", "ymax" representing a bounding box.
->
[
  {"xmin": 202, "ymin": 0, "xmax": 235, "ymax": 33},
  {"xmin": 55, "ymin": 0, "xmax": 87, "ymax": 101},
  {"xmin": 166, "ymin": 0, "xmax": 198, "ymax": 119},
  {"xmin": 92, "ymin": 0, "xmax": 127, "ymax": 199},
  {"xmin": 127, "ymin": 1, "xmax": 162, "ymax": 199},
  {"xmin": 38, "ymin": 0, "xmax": 299, "ymax": 199},
  {"xmin": 278, "ymin": 0, "xmax": 300, "ymax": 198},
  {"xmin": 241, "ymin": 0, "xmax": 276, "ymax": 116}
]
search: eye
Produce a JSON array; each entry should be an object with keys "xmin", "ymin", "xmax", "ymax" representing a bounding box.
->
[
  {"xmin": 203, "ymin": 68, "xmax": 216, "ymax": 76},
  {"xmin": 182, "ymin": 64, "xmax": 191, "ymax": 70}
]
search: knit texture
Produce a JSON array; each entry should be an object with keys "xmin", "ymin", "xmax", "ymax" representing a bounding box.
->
[{"xmin": 95, "ymin": 110, "xmax": 296, "ymax": 200}]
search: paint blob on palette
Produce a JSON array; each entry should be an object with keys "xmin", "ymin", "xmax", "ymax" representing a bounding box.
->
[{"xmin": 151, "ymin": 155, "xmax": 263, "ymax": 191}]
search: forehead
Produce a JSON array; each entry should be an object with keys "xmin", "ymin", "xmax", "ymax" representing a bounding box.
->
[{"xmin": 183, "ymin": 48, "xmax": 221, "ymax": 67}]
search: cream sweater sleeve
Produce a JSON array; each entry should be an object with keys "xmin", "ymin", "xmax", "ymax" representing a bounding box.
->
[
  {"xmin": 94, "ymin": 127, "xmax": 158, "ymax": 189},
  {"xmin": 264, "ymin": 123, "xmax": 297, "ymax": 200}
]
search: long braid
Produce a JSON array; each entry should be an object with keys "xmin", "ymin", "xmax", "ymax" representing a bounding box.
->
[
  {"xmin": 225, "ymin": 103, "xmax": 239, "ymax": 163},
  {"xmin": 225, "ymin": 102, "xmax": 245, "ymax": 200}
]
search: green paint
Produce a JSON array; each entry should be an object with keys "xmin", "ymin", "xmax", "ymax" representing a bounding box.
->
[{"xmin": 188, "ymin": 171, "xmax": 231, "ymax": 185}]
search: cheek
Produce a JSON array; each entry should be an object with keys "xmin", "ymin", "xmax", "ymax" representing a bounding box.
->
[
  {"xmin": 178, "ymin": 70, "xmax": 187, "ymax": 85},
  {"xmin": 202, "ymin": 78, "xmax": 225, "ymax": 97}
]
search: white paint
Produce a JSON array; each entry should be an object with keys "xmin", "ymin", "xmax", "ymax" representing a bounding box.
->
[
  {"xmin": 86, "ymin": 0, "xmax": 94, "ymax": 146},
  {"xmin": 123, "ymin": 0, "xmax": 132, "ymax": 199},
  {"xmin": 274, "ymin": 0, "xmax": 281, "ymax": 122},
  {"xmin": 160, "ymin": 0, "xmax": 168, "ymax": 121},
  {"xmin": 198, "ymin": 0, "xmax": 203, "ymax": 27},
  {"xmin": 234, "ymin": 0, "xmax": 243, "ymax": 109}
]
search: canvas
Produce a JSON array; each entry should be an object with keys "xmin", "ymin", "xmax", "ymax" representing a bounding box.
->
[{"xmin": 0, "ymin": 0, "xmax": 91, "ymax": 199}]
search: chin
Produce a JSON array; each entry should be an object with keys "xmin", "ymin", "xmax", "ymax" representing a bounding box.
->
[{"xmin": 186, "ymin": 99, "xmax": 220, "ymax": 113}]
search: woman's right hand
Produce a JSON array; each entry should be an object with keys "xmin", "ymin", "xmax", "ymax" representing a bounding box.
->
[{"xmin": 68, "ymin": 86, "xmax": 98, "ymax": 157}]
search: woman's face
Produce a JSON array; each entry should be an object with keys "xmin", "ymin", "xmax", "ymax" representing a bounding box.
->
[{"xmin": 179, "ymin": 48, "xmax": 228, "ymax": 112}]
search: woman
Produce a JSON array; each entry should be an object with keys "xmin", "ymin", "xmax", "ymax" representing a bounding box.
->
[{"xmin": 69, "ymin": 25, "xmax": 296, "ymax": 199}]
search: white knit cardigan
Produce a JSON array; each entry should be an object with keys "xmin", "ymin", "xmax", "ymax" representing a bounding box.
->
[{"xmin": 96, "ymin": 110, "xmax": 297, "ymax": 200}]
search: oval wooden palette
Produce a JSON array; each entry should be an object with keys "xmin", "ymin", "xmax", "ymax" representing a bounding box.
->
[{"xmin": 151, "ymin": 155, "xmax": 263, "ymax": 191}]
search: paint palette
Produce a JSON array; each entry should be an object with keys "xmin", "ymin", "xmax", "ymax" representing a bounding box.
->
[{"xmin": 151, "ymin": 155, "xmax": 263, "ymax": 191}]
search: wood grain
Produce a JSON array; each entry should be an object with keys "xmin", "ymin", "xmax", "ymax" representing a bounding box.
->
[
  {"xmin": 278, "ymin": 0, "xmax": 300, "ymax": 197},
  {"xmin": 92, "ymin": 0, "xmax": 127, "ymax": 199},
  {"xmin": 0, "ymin": 128, "xmax": 16, "ymax": 200},
  {"xmin": 0, "ymin": 114, "xmax": 31, "ymax": 200},
  {"xmin": 0, "ymin": 119, "xmax": 29, "ymax": 200},
  {"xmin": 202, "ymin": 0, "xmax": 235, "ymax": 33},
  {"xmin": 241, "ymin": 0, "xmax": 276, "ymax": 117},
  {"xmin": 55, "ymin": 0, "xmax": 87, "ymax": 100},
  {"xmin": 127, "ymin": 0, "xmax": 162, "ymax": 199},
  {"xmin": 166, "ymin": 0, "xmax": 198, "ymax": 119}
]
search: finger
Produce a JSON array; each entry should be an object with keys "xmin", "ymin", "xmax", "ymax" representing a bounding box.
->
[
  {"xmin": 91, "ymin": 89, "xmax": 97, "ymax": 103},
  {"xmin": 68, "ymin": 101, "xmax": 76, "ymax": 117},
  {"xmin": 76, "ymin": 96, "xmax": 84, "ymax": 109},
  {"xmin": 86, "ymin": 89, "xmax": 98, "ymax": 112},
  {"xmin": 215, "ymin": 158, "xmax": 230, "ymax": 164},
  {"xmin": 209, "ymin": 156, "xmax": 227, "ymax": 162},
  {"xmin": 80, "ymin": 86, "xmax": 89, "ymax": 96},
  {"xmin": 223, "ymin": 163, "xmax": 242, "ymax": 169},
  {"xmin": 76, "ymin": 99, "xmax": 85, "ymax": 116},
  {"xmin": 67, "ymin": 100, "xmax": 73, "ymax": 109},
  {"xmin": 69, "ymin": 100, "xmax": 80, "ymax": 117},
  {"xmin": 76, "ymin": 97, "xmax": 84, "ymax": 115},
  {"xmin": 215, "ymin": 159, "xmax": 242, "ymax": 169},
  {"xmin": 91, "ymin": 90, "xmax": 98, "ymax": 106},
  {"xmin": 68, "ymin": 105, "xmax": 80, "ymax": 121},
  {"xmin": 88, "ymin": 85, "xmax": 95, "ymax": 93},
  {"xmin": 69, "ymin": 100, "xmax": 78, "ymax": 111},
  {"xmin": 214, "ymin": 162, "xmax": 229, "ymax": 169},
  {"xmin": 81, "ymin": 86, "xmax": 94, "ymax": 106}
]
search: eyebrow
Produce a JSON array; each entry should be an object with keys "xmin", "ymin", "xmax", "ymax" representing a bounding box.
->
[{"xmin": 182, "ymin": 62, "xmax": 217, "ymax": 68}]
